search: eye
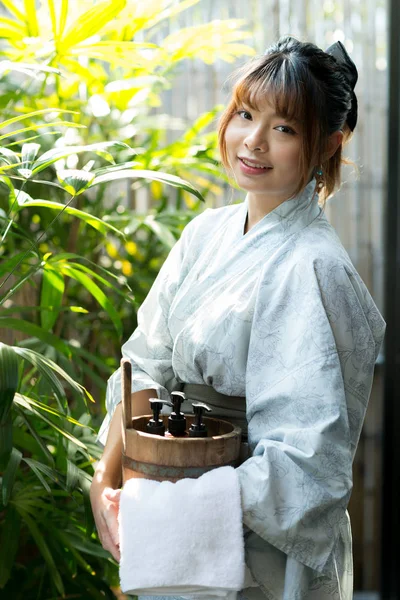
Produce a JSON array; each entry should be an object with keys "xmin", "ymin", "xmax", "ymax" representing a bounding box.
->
[
  {"xmin": 236, "ymin": 109, "xmax": 252, "ymax": 120},
  {"xmin": 275, "ymin": 125, "xmax": 296, "ymax": 135}
]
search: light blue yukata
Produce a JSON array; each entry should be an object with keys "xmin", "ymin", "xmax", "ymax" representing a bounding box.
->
[{"xmin": 97, "ymin": 178, "xmax": 385, "ymax": 600}]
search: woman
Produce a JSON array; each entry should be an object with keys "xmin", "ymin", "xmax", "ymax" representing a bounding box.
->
[{"xmin": 90, "ymin": 36, "xmax": 386, "ymax": 599}]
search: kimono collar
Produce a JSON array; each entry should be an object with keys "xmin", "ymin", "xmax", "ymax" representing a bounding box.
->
[{"xmin": 242, "ymin": 178, "xmax": 321, "ymax": 238}]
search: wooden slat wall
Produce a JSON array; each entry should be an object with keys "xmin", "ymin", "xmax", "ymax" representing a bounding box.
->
[{"xmin": 149, "ymin": 0, "xmax": 388, "ymax": 592}]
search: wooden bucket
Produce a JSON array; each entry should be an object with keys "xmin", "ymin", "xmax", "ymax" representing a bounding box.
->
[{"xmin": 120, "ymin": 360, "xmax": 242, "ymax": 483}]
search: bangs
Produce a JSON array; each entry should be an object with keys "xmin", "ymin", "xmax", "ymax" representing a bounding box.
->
[{"xmin": 231, "ymin": 58, "xmax": 308, "ymax": 128}]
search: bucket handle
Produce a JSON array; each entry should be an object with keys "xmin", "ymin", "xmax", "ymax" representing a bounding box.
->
[{"xmin": 121, "ymin": 358, "xmax": 132, "ymax": 432}]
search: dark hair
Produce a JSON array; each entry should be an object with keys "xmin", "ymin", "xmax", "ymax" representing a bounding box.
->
[{"xmin": 218, "ymin": 36, "xmax": 357, "ymax": 203}]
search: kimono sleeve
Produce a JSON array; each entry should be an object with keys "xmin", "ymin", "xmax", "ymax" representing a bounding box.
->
[
  {"xmin": 237, "ymin": 256, "xmax": 385, "ymax": 574},
  {"xmin": 96, "ymin": 219, "xmax": 196, "ymax": 447}
]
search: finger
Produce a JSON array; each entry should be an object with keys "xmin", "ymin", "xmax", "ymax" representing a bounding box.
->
[
  {"xmin": 105, "ymin": 503, "xmax": 120, "ymax": 547},
  {"xmin": 100, "ymin": 520, "xmax": 120, "ymax": 560},
  {"xmin": 104, "ymin": 488, "xmax": 121, "ymax": 501},
  {"xmin": 106, "ymin": 541, "xmax": 120, "ymax": 563},
  {"xmin": 102, "ymin": 531, "xmax": 121, "ymax": 562}
]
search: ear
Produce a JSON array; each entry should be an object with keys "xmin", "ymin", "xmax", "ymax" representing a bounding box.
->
[{"xmin": 324, "ymin": 130, "xmax": 344, "ymax": 161}]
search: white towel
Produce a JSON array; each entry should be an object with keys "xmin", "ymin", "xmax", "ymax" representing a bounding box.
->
[{"xmin": 119, "ymin": 466, "xmax": 245, "ymax": 598}]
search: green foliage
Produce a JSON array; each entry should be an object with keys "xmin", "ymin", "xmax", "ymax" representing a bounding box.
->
[
  {"xmin": 0, "ymin": 0, "xmax": 254, "ymax": 596},
  {"xmin": 0, "ymin": 342, "xmax": 115, "ymax": 598}
]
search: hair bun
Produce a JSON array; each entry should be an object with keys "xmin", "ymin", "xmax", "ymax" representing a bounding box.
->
[{"xmin": 325, "ymin": 41, "xmax": 358, "ymax": 131}]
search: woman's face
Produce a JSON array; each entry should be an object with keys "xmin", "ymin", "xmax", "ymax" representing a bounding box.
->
[{"xmin": 224, "ymin": 96, "xmax": 304, "ymax": 204}]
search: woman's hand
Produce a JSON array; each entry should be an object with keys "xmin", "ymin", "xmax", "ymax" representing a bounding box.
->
[
  {"xmin": 90, "ymin": 483, "xmax": 121, "ymax": 562},
  {"xmin": 90, "ymin": 391, "xmax": 157, "ymax": 562}
]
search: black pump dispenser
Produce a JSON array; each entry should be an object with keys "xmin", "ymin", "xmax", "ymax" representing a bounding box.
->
[
  {"xmin": 168, "ymin": 391, "xmax": 187, "ymax": 436},
  {"xmin": 147, "ymin": 399, "xmax": 173, "ymax": 436},
  {"xmin": 189, "ymin": 401, "xmax": 212, "ymax": 437}
]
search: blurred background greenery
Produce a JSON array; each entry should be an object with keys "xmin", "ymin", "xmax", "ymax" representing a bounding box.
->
[{"xmin": 0, "ymin": 0, "xmax": 254, "ymax": 597}]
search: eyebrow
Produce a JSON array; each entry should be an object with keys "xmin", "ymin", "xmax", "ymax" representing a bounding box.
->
[
  {"xmin": 241, "ymin": 102, "xmax": 300, "ymax": 124},
  {"xmin": 275, "ymin": 111, "xmax": 301, "ymax": 125}
]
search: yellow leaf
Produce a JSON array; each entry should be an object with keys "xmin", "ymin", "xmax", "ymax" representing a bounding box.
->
[
  {"xmin": 70, "ymin": 306, "xmax": 89, "ymax": 313},
  {"xmin": 125, "ymin": 241, "xmax": 138, "ymax": 256},
  {"xmin": 0, "ymin": 16, "xmax": 27, "ymax": 37},
  {"xmin": 106, "ymin": 242, "xmax": 118, "ymax": 258},
  {"xmin": 59, "ymin": 57, "xmax": 106, "ymax": 89},
  {"xmin": 183, "ymin": 191, "xmax": 196, "ymax": 209},
  {"xmin": 69, "ymin": 41, "xmax": 153, "ymax": 68},
  {"xmin": 23, "ymin": 0, "xmax": 39, "ymax": 36},
  {"xmin": 150, "ymin": 180, "xmax": 163, "ymax": 200},
  {"xmin": 162, "ymin": 20, "xmax": 255, "ymax": 65},
  {"xmin": 47, "ymin": 0, "xmax": 58, "ymax": 41},
  {"xmin": 121, "ymin": 260, "xmax": 133, "ymax": 276},
  {"xmin": 0, "ymin": 0, "xmax": 26, "ymax": 22},
  {"xmin": 61, "ymin": 0, "xmax": 126, "ymax": 51},
  {"xmin": 59, "ymin": 0, "xmax": 69, "ymax": 40}
]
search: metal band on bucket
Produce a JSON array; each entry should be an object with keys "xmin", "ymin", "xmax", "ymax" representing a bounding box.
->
[{"xmin": 123, "ymin": 454, "xmax": 237, "ymax": 479}]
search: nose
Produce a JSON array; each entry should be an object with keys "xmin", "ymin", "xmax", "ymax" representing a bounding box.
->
[{"xmin": 244, "ymin": 127, "xmax": 268, "ymax": 153}]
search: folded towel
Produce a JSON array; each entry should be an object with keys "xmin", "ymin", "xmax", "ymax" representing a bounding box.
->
[{"xmin": 119, "ymin": 466, "xmax": 245, "ymax": 598}]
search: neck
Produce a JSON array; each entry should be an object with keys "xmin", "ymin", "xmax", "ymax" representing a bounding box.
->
[
  {"xmin": 245, "ymin": 191, "xmax": 293, "ymax": 233},
  {"xmin": 243, "ymin": 178, "xmax": 317, "ymax": 234}
]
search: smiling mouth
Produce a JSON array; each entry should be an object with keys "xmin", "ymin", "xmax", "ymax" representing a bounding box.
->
[{"xmin": 238, "ymin": 157, "xmax": 272, "ymax": 170}]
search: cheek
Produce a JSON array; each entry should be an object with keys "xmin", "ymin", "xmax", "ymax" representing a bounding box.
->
[
  {"xmin": 275, "ymin": 142, "xmax": 302, "ymax": 165},
  {"xmin": 224, "ymin": 122, "xmax": 240, "ymax": 153},
  {"xmin": 223, "ymin": 132, "xmax": 233, "ymax": 155}
]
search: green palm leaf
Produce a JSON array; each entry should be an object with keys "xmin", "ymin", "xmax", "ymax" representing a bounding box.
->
[
  {"xmin": 14, "ymin": 394, "xmax": 88, "ymax": 450},
  {"xmin": 0, "ymin": 505, "xmax": 20, "ymax": 589},
  {"xmin": 14, "ymin": 409, "xmax": 55, "ymax": 465},
  {"xmin": 20, "ymin": 142, "xmax": 40, "ymax": 171},
  {"xmin": 143, "ymin": 214, "xmax": 177, "ymax": 249},
  {"xmin": 59, "ymin": 264, "xmax": 123, "ymax": 337},
  {"xmin": 15, "ymin": 394, "xmax": 90, "ymax": 428},
  {"xmin": 0, "ymin": 108, "xmax": 77, "ymax": 130},
  {"xmin": 30, "ymin": 141, "xmax": 130, "ymax": 175},
  {"xmin": 62, "ymin": 527, "xmax": 111, "ymax": 559},
  {"xmin": 50, "ymin": 256, "xmax": 133, "ymax": 299},
  {"xmin": 51, "ymin": 527, "xmax": 97, "ymax": 575},
  {"xmin": 40, "ymin": 265, "xmax": 65, "ymax": 332},
  {"xmin": 0, "ymin": 147, "xmax": 19, "ymax": 166},
  {"xmin": 91, "ymin": 168, "xmax": 204, "ymax": 202},
  {"xmin": 22, "ymin": 458, "xmax": 52, "ymax": 492},
  {"xmin": 0, "ymin": 342, "xmax": 19, "ymax": 422},
  {"xmin": 22, "ymin": 458, "xmax": 70, "ymax": 492},
  {"xmin": 15, "ymin": 199, "xmax": 123, "ymax": 236},
  {"xmin": 57, "ymin": 168, "xmax": 95, "ymax": 195},
  {"xmin": 2, "ymin": 447, "xmax": 22, "ymax": 506},
  {"xmin": 0, "ymin": 121, "xmax": 85, "ymax": 144},
  {"xmin": 14, "ymin": 345, "xmax": 94, "ymax": 403},
  {"xmin": 0, "ymin": 319, "xmax": 72, "ymax": 356},
  {"xmin": 19, "ymin": 510, "xmax": 65, "ymax": 596}
]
